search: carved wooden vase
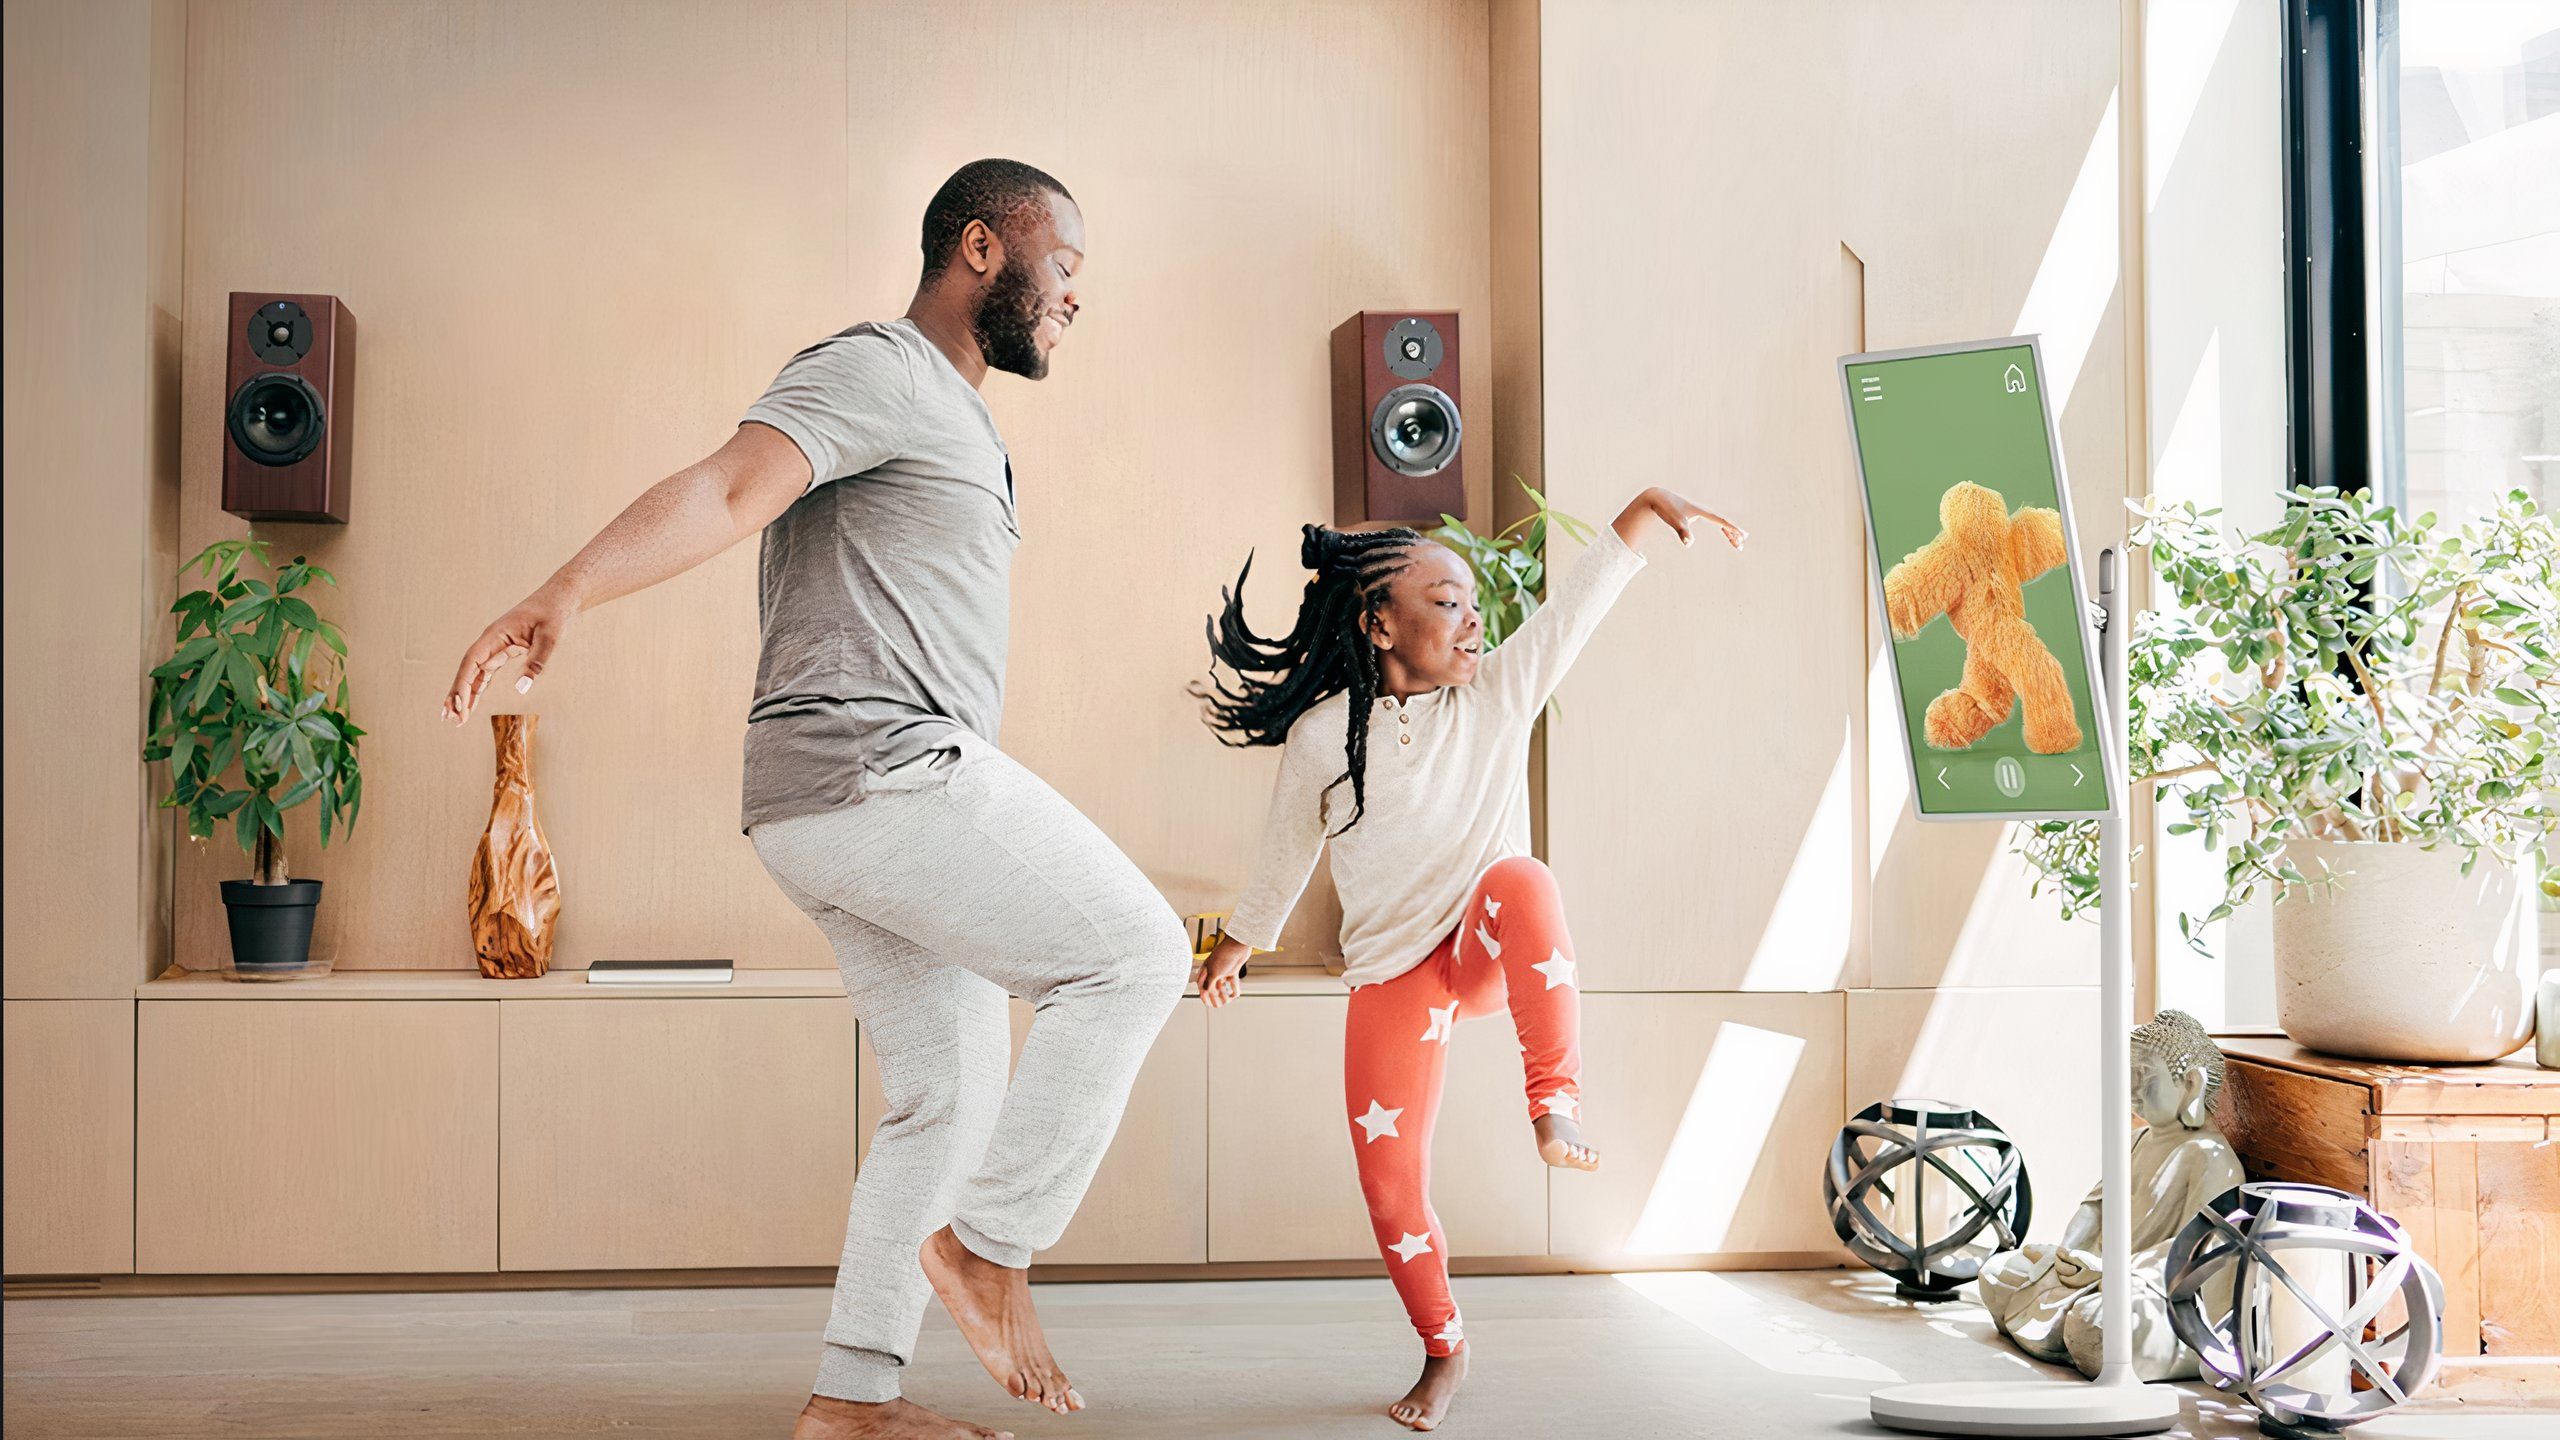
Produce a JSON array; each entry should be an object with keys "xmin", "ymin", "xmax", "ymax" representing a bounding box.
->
[{"xmin": 467, "ymin": 713, "xmax": 561, "ymax": 978}]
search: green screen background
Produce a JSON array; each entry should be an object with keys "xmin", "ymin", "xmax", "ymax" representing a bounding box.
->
[{"xmin": 1845, "ymin": 343, "xmax": 2108, "ymax": 816}]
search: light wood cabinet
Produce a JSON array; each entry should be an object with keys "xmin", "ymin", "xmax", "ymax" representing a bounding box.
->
[
  {"xmin": 859, "ymin": 998, "xmax": 1209, "ymax": 1265},
  {"xmin": 136, "ymin": 999, "xmax": 497, "ymax": 1273},
  {"xmin": 499, "ymin": 997, "xmax": 858, "ymax": 1271},
  {"xmin": 1548, "ymin": 992, "xmax": 1845, "ymax": 1262},
  {"xmin": 3, "ymin": 1000, "xmax": 136, "ymax": 1275},
  {"xmin": 1206, "ymin": 994, "xmax": 1549, "ymax": 1263}
]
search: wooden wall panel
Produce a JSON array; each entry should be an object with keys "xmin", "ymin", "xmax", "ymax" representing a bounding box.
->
[
  {"xmin": 2, "ymin": 1001, "xmax": 137, "ymax": 1275},
  {"xmin": 172, "ymin": 0, "xmax": 852, "ymax": 973},
  {"xmin": 1843, "ymin": 986, "xmax": 2102, "ymax": 1245},
  {"xmin": 879, "ymin": 0, "xmax": 1496, "ymax": 943},
  {"xmin": 3, "ymin": 0, "xmax": 183, "ymax": 997},
  {"xmin": 136, "ymin": 999, "xmax": 497, "ymax": 1273},
  {"xmin": 1547, "ymin": 992, "xmax": 1844, "ymax": 1260},
  {"xmin": 860, "ymin": 999, "xmax": 1210, "ymax": 1267},
  {"xmin": 1207, "ymin": 995, "xmax": 1550, "ymax": 1264},
  {"xmin": 1537, "ymin": 0, "xmax": 2122, "ymax": 994},
  {"xmin": 168, "ymin": 0, "xmax": 1495, "ymax": 974},
  {"xmin": 498, "ymin": 997, "xmax": 857, "ymax": 1271}
]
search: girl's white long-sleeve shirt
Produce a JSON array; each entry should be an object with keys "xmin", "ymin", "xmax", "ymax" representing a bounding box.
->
[{"xmin": 1224, "ymin": 526, "xmax": 1648, "ymax": 988}]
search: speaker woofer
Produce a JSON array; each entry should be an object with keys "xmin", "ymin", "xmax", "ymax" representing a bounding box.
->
[
  {"xmin": 1369, "ymin": 383, "xmax": 1461, "ymax": 477},
  {"xmin": 226, "ymin": 372, "xmax": 327, "ymax": 468}
]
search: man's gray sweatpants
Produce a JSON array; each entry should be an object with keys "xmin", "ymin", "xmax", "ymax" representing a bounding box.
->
[{"xmin": 750, "ymin": 732, "xmax": 1189, "ymax": 1404}]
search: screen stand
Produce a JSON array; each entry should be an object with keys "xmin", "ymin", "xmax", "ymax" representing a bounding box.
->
[{"xmin": 1867, "ymin": 547, "xmax": 2184, "ymax": 1436}]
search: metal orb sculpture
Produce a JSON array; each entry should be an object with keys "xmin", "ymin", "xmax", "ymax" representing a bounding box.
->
[
  {"xmin": 2166, "ymin": 1182, "xmax": 2444, "ymax": 1437},
  {"xmin": 1825, "ymin": 1098, "xmax": 2031, "ymax": 1300}
]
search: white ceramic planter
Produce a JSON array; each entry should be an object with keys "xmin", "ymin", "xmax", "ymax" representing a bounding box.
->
[
  {"xmin": 2272, "ymin": 839, "xmax": 2541, "ymax": 1063},
  {"xmin": 2538, "ymin": 972, "xmax": 2559, "ymax": 1070}
]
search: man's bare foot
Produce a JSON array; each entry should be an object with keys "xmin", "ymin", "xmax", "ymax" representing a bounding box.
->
[
  {"xmin": 1386, "ymin": 1345, "xmax": 1468, "ymax": 1431},
  {"xmin": 918, "ymin": 1225, "xmax": 1081, "ymax": 1416},
  {"xmin": 791, "ymin": 1394, "xmax": 1011, "ymax": 1440},
  {"xmin": 1534, "ymin": 1113, "xmax": 1600, "ymax": 1171}
]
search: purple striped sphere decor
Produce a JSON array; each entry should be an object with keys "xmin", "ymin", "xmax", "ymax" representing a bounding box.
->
[{"xmin": 2166, "ymin": 1182, "xmax": 2444, "ymax": 1437}]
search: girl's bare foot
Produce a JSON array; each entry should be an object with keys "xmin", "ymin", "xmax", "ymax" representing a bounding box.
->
[
  {"xmin": 1386, "ymin": 1344, "xmax": 1468, "ymax": 1431},
  {"xmin": 1534, "ymin": 1113, "xmax": 1600, "ymax": 1171},
  {"xmin": 917, "ymin": 1225, "xmax": 1081, "ymax": 1416},
  {"xmin": 791, "ymin": 1394, "xmax": 1011, "ymax": 1440}
]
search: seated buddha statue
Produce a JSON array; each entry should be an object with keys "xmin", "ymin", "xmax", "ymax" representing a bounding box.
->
[{"xmin": 1976, "ymin": 1009, "xmax": 2246, "ymax": 1380}]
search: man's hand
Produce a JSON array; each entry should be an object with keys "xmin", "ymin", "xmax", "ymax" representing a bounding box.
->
[
  {"xmin": 1194, "ymin": 935, "xmax": 1253, "ymax": 1009},
  {"xmin": 434, "ymin": 423, "xmax": 812, "ymax": 727},
  {"xmin": 442, "ymin": 586, "xmax": 578, "ymax": 724},
  {"xmin": 1612, "ymin": 486, "xmax": 1747, "ymax": 551}
]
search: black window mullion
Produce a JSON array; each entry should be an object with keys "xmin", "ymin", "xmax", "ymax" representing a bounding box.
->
[{"xmin": 2282, "ymin": 0, "xmax": 2375, "ymax": 500}]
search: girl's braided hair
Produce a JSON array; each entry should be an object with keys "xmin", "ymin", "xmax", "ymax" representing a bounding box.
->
[{"xmin": 1193, "ymin": 524, "xmax": 1421, "ymax": 835}]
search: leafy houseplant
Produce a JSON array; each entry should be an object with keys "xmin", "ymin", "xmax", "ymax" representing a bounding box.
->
[
  {"xmin": 1432, "ymin": 479, "xmax": 1597, "ymax": 691},
  {"xmin": 2015, "ymin": 487, "xmax": 2555, "ymax": 1058},
  {"xmin": 145, "ymin": 537, "xmax": 363, "ymax": 971}
]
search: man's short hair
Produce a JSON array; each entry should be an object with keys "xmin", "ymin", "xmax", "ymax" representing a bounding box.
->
[{"xmin": 920, "ymin": 159, "xmax": 1073, "ymax": 278}]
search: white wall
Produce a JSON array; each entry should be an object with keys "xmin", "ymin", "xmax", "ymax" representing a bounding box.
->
[{"xmin": 2143, "ymin": 0, "xmax": 2292, "ymax": 1028}]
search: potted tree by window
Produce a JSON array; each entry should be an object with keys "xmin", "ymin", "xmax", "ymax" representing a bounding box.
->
[
  {"xmin": 144, "ymin": 537, "xmax": 363, "ymax": 978},
  {"xmin": 2018, "ymin": 488, "xmax": 2555, "ymax": 1061}
]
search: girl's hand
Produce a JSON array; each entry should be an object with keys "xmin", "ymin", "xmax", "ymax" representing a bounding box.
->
[
  {"xmin": 1194, "ymin": 935, "xmax": 1253, "ymax": 1008},
  {"xmin": 1613, "ymin": 487, "xmax": 1746, "ymax": 552}
]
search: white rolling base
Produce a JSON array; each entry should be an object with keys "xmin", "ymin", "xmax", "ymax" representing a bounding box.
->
[{"xmin": 1869, "ymin": 1378, "xmax": 2184, "ymax": 1436}]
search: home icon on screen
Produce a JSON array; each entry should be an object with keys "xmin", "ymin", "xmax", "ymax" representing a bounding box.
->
[{"xmin": 2003, "ymin": 363, "xmax": 2026, "ymax": 393}]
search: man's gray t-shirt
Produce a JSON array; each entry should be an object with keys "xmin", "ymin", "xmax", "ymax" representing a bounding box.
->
[{"xmin": 738, "ymin": 318, "xmax": 1017, "ymax": 831}]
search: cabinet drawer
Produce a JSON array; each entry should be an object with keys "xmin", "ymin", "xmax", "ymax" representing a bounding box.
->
[
  {"xmin": 138, "ymin": 1000, "xmax": 496, "ymax": 1273},
  {"xmin": 501, "ymin": 997, "xmax": 857, "ymax": 1270}
]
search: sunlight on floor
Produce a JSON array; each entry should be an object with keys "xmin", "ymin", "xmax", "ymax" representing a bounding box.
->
[{"xmin": 1614, "ymin": 1269, "xmax": 1903, "ymax": 1383}]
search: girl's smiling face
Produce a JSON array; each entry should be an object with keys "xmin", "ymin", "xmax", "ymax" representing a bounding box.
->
[{"xmin": 1369, "ymin": 541, "xmax": 1483, "ymax": 693}]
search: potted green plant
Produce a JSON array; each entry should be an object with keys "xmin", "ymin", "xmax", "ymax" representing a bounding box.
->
[
  {"xmin": 144, "ymin": 536, "xmax": 364, "ymax": 977},
  {"xmin": 2017, "ymin": 487, "xmax": 2555, "ymax": 1061},
  {"xmin": 1432, "ymin": 477, "xmax": 1596, "ymax": 696}
]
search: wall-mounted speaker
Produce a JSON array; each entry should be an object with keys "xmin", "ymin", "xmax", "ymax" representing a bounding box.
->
[
  {"xmin": 222, "ymin": 291, "xmax": 354, "ymax": 524},
  {"xmin": 1331, "ymin": 310, "xmax": 1463, "ymax": 526}
]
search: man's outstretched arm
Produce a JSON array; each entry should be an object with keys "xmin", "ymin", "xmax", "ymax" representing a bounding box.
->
[{"xmin": 440, "ymin": 421, "xmax": 811, "ymax": 723}]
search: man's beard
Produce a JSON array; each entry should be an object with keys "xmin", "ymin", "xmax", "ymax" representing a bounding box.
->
[{"xmin": 972, "ymin": 257, "xmax": 1049, "ymax": 379}]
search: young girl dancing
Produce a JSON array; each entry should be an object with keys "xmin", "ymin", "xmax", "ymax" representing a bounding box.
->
[{"xmin": 1192, "ymin": 487, "xmax": 1745, "ymax": 1430}]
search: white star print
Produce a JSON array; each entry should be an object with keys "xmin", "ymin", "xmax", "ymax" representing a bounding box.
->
[
  {"xmin": 1435, "ymin": 1318, "xmax": 1465, "ymax": 1342},
  {"xmin": 1483, "ymin": 896, "xmax": 1502, "ymax": 919},
  {"xmin": 1355, "ymin": 1099, "xmax": 1404, "ymax": 1142},
  {"xmin": 1531, "ymin": 950, "xmax": 1578, "ymax": 990},
  {"xmin": 1475, "ymin": 924, "xmax": 1503, "ymax": 960},
  {"xmin": 1418, "ymin": 1002, "xmax": 1458, "ymax": 1045},
  {"xmin": 1389, "ymin": 1231, "xmax": 1434, "ymax": 1263},
  {"xmin": 1538, "ymin": 1091, "xmax": 1579, "ymax": 1119}
]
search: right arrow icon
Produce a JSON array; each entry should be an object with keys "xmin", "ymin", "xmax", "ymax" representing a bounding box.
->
[{"xmin": 2071, "ymin": 763, "xmax": 2087, "ymax": 786}]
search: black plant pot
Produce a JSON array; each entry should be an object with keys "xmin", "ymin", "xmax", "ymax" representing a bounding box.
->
[{"xmin": 221, "ymin": 879, "xmax": 324, "ymax": 975}]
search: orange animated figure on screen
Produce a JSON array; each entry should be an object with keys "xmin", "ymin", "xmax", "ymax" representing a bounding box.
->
[{"xmin": 1883, "ymin": 481, "xmax": 2082, "ymax": 754}]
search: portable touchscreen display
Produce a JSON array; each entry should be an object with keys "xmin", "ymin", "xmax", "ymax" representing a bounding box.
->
[{"xmin": 1840, "ymin": 337, "xmax": 2117, "ymax": 820}]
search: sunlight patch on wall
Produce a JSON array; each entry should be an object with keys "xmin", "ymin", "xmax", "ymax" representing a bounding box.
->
[
  {"xmin": 2145, "ymin": 0, "xmax": 2246, "ymax": 210},
  {"xmin": 2013, "ymin": 90, "xmax": 2120, "ymax": 412},
  {"xmin": 1628, "ymin": 1021, "xmax": 1806, "ymax": 1253},
  {"xmin": 1742, "ymin": 720, "xmax": 1854, "ymax": 991}
]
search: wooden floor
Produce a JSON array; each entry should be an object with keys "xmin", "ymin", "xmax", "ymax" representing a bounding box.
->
[{"xmin": 4, "ymin": 1271, "xmax": 2548, "ymax": 1438}]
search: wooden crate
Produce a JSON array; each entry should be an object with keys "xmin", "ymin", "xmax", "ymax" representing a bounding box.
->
[{"xmin": 2212, "ymin": 1034, "xmax": 2560, "ymax": 1406}]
